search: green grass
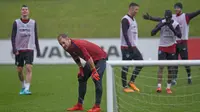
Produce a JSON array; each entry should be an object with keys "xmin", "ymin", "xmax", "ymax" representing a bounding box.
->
[
  {"xmin": 0, "ymin": 0, "xmax": 200, "ymax": 38},
  {"xmin": 0, "ymin": 65, "xmax": 200, "ymax": 112},
  {"xmin": 0, "ymin": 65, "xmax": 107, "ymax": 112},
  {"xmin": 114, "ymin": 66, "xmax": 200, "ymax": 112}
]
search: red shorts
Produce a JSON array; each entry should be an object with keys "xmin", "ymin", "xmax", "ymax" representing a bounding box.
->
[{"xmin": 159, "ymin": 44, "xmax": 176, "ymax": 54}]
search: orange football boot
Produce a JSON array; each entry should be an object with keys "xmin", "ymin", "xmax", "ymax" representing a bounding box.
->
[
  {"xmin": 123, "ymin": 87, "xmax": 134, "ymax": 93},
  {"xmin": 129, "ymin": 82, "xmax": 140, "ymax": 92}
]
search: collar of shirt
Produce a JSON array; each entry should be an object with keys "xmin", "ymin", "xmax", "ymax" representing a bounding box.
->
[
  {"xmin": 20, "ymin": 18, "xmax": 30, "ymax": 23},
  {"xmin": 67, "ymin": 40, "xmax": 78, "ymax": 51},
  {"xmin": 127, "ymin": 14, "xmax": 134, "ymax": 20},
  {"xmin": 176, "ymin": 12, "xmax": 183, "ymax": 17}
]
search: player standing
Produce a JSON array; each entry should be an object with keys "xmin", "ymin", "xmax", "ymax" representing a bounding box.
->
[
  {"xmin": 151, "ymin": 10, "xmax": 182, "ymax": 94},
  {"xmin": 143, "ymin": 2, "xmax": 200, "ymax": 85},
  {"xmin": 120, "ymin": 2, "xmax": 143, "ymax": 93},
  {"xmin": 57, "ymin": 34, "xmax": 107, "ymax": 112},
  {"xmin": 11, "ymin": 5, "xmax": 41, "ymax": 95}
]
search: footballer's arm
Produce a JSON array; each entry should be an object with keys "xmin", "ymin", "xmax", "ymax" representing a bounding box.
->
[
  {"xmin": 121, "ymin": 18, "xmax": 132, "ymax": 48},
  {"xmin": 150, "ymin": 16, "xmax": 163, "ymax": 22},
  {"xmin": 77, "ymin": 46, "xmax": 95, "ymax": 70},
  {"xmin": 174, "ymin": 25, "xmax": 182, "ymax": 38},
  {"xmin": 11, "ymin": 21, "xmax": 17, "ymax": 54},
  {"xmin": 75, "ymin": 43, "xmax": 100, "ymax": 80},
  {"xmin": 34, "ymin": 22, "xmax": 41, "ymax": 57},
  {"xmin": 186, "ymin": 10, "xmax": 200, "ymax": 23},
  {"xmin": 151, "ymin": 22, "xmax": 165, "ymax": 36},
  {"xmin": 143, "ymin": 13, "xmax": 163, "ymax": 22},
  {"xmin": 70, "ymin": 53, "xmax": 83, "ymax": 68}
]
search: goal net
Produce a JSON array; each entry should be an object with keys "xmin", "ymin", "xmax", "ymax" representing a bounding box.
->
[{"xmin": 106, "ymin": 60, "xmax": 200, "ymax": 112}]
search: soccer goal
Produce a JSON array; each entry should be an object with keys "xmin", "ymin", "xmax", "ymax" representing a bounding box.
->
[{"xmin": 106, "ymin": 60, "xmax": 200, "ymax": 112}]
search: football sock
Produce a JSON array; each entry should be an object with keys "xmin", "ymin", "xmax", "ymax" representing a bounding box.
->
[
  {"xmin": 21, "ymin": 80, "xmax": 25, "ymax": 88},
  {"xmin": 167, "ymin": 83, "xmax": 171, "ymax": 89},
  {"xmin": 78, "ymin": 81, "xmax": 87, "ymax": 104},
  {"xmin": 121, "ymin": 66, "xmax": 128, "ymax": 88},
  {"xmin": 174, "ymin": 66, "xmax": 178, "ymax": 80},
  {"xmin": 158, "ymin": 83, "xmax": 161, "ymax": 88},
  {"xmin": 185, "ymin": 66, "xmax": 191, "ymax": 78},
  {"xmin": 25, "ymin": 83, "xmax": 30, "ymax": 91},
  {"xmin": 94, "ymin": 79, "xmax": 102, "ymax": 105},
  {"xmin": 130, "ymin": 66, "xmax": 142, "ymax": 82}
]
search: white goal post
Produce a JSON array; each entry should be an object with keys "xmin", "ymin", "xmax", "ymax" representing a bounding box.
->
[{"xmin": 106, "ymin": 60, "xmax": 200, "ymax": 112}]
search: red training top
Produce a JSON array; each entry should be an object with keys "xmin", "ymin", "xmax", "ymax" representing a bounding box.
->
[{"xmin": 66, "ymin": 39, "xmax": 107, "ymax": 62}]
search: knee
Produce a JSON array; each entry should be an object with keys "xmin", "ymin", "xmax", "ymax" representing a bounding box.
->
[
  {"xmin": 78, "ymin": 78, "xmax": 87, "ymax": 84},
  {"xmin": 17, "ymin": 67, "xmax": 23, "ymax": 73},
  {"xmin": 26, "ymin": 64, "xmax": 32, "ymax": 73}
]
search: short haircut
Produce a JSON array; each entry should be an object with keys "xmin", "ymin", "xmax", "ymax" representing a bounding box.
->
[
  {"xmin": 129, "ymin": 2, "xmax": 139, "ymax": 8},
  {"xmin": 57, "ymin": 33, "xmax": 68, "ymax": 39},
  {"xmin": 21, "ymin": 5, "xmax": 28, "ymax": 8},
  {"xmin": 174, "ymin": 2, "xmax": 183, "ymax": 9}
]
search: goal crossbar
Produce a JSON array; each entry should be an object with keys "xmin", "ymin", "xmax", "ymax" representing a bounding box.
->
[{"xmin": 106, "ymin": 60, "xmax": 200, "ymax": 112}]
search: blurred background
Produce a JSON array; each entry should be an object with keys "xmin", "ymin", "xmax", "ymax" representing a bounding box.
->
[{"xmin": 0, "ymin": 0, "xmax": 199, "ymax": 38}]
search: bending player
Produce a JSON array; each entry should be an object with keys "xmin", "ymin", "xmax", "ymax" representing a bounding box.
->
[
  {"xmin": 151, "ymin": 10, "xmax": 182, "ymax": 94},
  {"xmin": 57, "ymin": 34, "xmax": 107, "ymax": 112},
  {"xmin": 143, "ymin": 2, "xmax": 200, "ymax": 85},
  {"xmin": 120, "ymin": 2, "xmax": 143, "ymax": 93}
]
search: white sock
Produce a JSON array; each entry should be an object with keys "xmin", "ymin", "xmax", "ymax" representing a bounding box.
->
[
  {"xmin": 167, "ymin": 83, "xmax": 171, "ymax": 89},
  {"xmin": 21, "ymin": 80, "xmax": 25, "ymax": 88},
  {"xmin": 158, "ymin": 83, "xmax": 161, "ymax": 88},
  {"xmin": 188, "ymin": 76, "xmax": 192, "ymax": 79},
  {"xmin": 25, "ymin": 83, "xmax": 30, "ymax": 91}
]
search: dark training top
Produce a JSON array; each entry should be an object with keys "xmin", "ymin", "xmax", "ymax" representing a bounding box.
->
[
  {"xmin": 66, "ymin": 39, "xmax": 107, "ymax": 62},
  {"xmin": 11, "ymin": 18, "xmax": 40, "ymax": 54},
  {"xmin": 121, "ymin": 14, "xmax": 134, "ymax": 48}
]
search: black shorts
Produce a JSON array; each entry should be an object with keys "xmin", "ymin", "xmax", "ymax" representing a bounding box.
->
[
  {"xmin": 158, "ymin": 50, "xmax": 176, "ymax": 60},
  {"xmin": 15, "ymin": 50, "xmax": 34, "ymax": 67},
  {"xmin": 121, "ymin": 47, "xmax": 143, "ymax": 60},
  {"xmin": 176, "ymin": 42, "xmax": 188, "ymax": 60}
]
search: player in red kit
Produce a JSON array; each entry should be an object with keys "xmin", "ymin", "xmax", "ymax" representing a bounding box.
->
[{"xmin": 57, "ymin": 34, "xmax": 107, "ymax": 112}]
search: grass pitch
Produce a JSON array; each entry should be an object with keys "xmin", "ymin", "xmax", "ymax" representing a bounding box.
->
[{"xmin": 0, "ymin": 65, "xmax": 200, "ymax": 112}]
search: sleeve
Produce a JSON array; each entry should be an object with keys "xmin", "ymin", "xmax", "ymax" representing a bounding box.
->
[
  {"xmin": 11, "ymin": 21, "xmax": 17, "ymax": 54},
  {"xmin": 150, "ymin": 16, "xmax": 163, "ymax": 22},
  {"xmin": 68, "ymin": 51, "xmax": 81, "ymax": 64},
  {"xmin": 186, "ymin": 10, "xmax": 200, "ymax": 23},
  {"xmin": 151, "ymin": 22, "xmax": 165, "ymax": 36},
  {"xmin": 73, "ymin": 42, "xmax": 91, "ymax": 61},
  {"xmin": 175, "ymin": 25, "xmax": 182, "ymax": 38},
  {"xmin": 34, "ymin": 22, "xmax": 41, "ymax": 55},
  {"xmin": 121, "ymin": 18, "xmax": 131, "ymax": 47}
]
